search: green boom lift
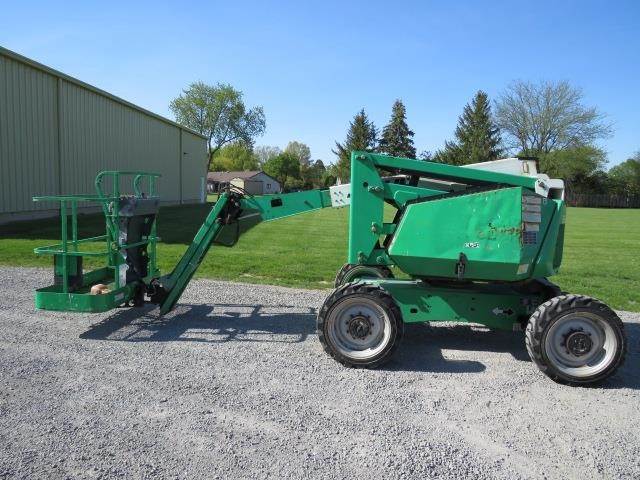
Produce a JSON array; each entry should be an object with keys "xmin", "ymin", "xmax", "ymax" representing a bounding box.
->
[{"xmin": 33, "ymin": 152, "xmax": 626, "ymax": 385}]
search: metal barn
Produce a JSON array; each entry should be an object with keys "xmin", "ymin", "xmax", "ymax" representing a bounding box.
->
[{"xmin": 0, "ymin": 46, "xmax": 208, "ymax": 223}]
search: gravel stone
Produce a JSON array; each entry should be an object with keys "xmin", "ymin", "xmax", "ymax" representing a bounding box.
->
[{"xmin": 1, "ymin": 266, "xmax": 639, "ymax": 479}]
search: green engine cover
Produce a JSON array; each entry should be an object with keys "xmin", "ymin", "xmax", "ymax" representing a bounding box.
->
[{"xmin": 387, "ymin": 187, "xmax": 558, "ymax": 281}]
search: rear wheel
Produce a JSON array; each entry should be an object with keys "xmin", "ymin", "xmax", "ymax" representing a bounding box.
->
[
  {"xmin": 526, "ymin": 294, "xmax": 626, "ymax": 385},
  {"xmin": 334, "ymin": 263, "xmax": 393, "ymax": 287},
  {"xmin": 317, "ymin": 283, "xmax": 403, "ymax": 368}
]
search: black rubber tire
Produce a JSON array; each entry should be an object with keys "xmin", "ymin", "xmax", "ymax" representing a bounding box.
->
[
  {"xmin": 333, "ymin": 263, "xmax": 394, "ymax": 288},
  {"xmin": 525, "ymin": 294, "xmax": 626, "ymax": 386},
  {"xmin": 317, "ymin": 282, "xmax": 404, "ymax": 368}
]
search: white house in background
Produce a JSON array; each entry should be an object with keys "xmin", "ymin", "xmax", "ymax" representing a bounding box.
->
[{"xmin": 207, "ymin": 171, "xmax": 282, "ymax": 195}]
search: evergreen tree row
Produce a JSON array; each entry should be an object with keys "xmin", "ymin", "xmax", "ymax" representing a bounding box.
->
[
  {"xmin": 333, "ymin": 100, "xmax": 417, "ymax": 180},
  {"xmin": 432, "ymin": 91, "xmax": 502, "ymax": 165},
  {"xmin": 334, "ymin": 91, "xmax": 503, "ymax": 179}
]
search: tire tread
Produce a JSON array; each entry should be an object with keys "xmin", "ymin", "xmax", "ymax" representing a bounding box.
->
[
  {"xmin": 317, "ymin": 282, "xmax": 403, "ymax": 369},
  {"xmin": 525, "ymin": 294, "xmax": 626, "ymax": 385}
]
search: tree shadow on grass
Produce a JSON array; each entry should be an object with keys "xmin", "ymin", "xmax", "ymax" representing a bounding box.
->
[{"xmin": 0, "ymin": 203, "xmax": 211, "ymax": 244}]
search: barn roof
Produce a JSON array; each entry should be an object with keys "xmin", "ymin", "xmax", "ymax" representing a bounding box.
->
[
  {"xmin": 207, "ymin": 171, "xmax": 261, "ymax": 182},
  {"xmin": 207, "ymin": 171, "xmax": 280, "ymax": 184}
]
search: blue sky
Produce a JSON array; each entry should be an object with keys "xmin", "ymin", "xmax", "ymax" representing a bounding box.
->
[{"xmin": 2, "ymin": 0, "xmax": 638, "ymax": 166}]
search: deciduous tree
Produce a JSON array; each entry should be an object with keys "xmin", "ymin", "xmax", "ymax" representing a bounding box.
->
[
  {"xmin": 494, "ymin": 80, "xmax": 611, "ymax": 155},
  {"xmin": 608, "ymin": 152, "xmax": 640, "ymax": 195},
  {"xmin": 300, "ymin": 159, "xmax": 326, "ymax": 189},
  {"xmin": 538, "ymin": 145, "xmax": 607, "ymax": 194},
  {"xmin": 169, "ymin": 81, "xmax": 266, "ymax": 169},
  {"xmin": 285, "ymin": 141, "xmax": 312, "ymax": 166},
  {"xmin": 263, "ymin": 151, "xmax": 300, "ymax": 189},
  {"xmin": 254, "ymin": 146, "xmax": 281, "ymax": 167},
  {"xmin": 210, "ymin": 142, "xmax": 258, "ymax": 171}
]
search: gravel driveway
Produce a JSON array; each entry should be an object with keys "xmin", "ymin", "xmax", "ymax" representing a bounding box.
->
[{"xmin": 1, "ymin": 267, "xmax": 639, "ymax": 479}]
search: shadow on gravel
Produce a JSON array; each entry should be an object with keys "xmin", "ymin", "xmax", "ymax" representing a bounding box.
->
[
  {"xmin": 80, "ymin": 305, "xmax": 640, "ymax": 385},
  {"xmin": 389, "ymin": 322, "xmax": 640, "ymax": 388},
  {"xmin": 81, "ymin": 303, "xmax": 316, "ymax": 344},
  {"xmin": 386, "ymin": 323, "xmax": 527, "ymax": 374},
  {"xmin": 602, "ymin": 322, "xmax": 640, "ymax": 390}
]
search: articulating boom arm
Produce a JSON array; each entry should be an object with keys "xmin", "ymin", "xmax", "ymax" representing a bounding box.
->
[
  {"xmin": 31, "ymin": 153, "xmax": 565, "ymax": 319},
  {"xmin": 154, "ymin": 151, "xmax": 565, "ymax": 315},
  {"xmin": 155, "ymin": 188, "xmax": 332, "ymax": 314}
]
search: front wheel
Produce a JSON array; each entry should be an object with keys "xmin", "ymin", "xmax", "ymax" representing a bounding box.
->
[
  {"xmin": 317, "ymin": 283, "xmax": 403, "ymax": 368},
  {"xmin": 525, "ymin": 294, "xmax": 626, "ymax": 385}
]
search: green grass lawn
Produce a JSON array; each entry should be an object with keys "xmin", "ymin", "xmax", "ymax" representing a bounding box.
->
[
  {"xmin": 0, "ymin": 204, "xmax": 638, "ymax": 311},
  {"xmin": 551, "ymin": 208, "xmax": 639, "ymax": 312}
]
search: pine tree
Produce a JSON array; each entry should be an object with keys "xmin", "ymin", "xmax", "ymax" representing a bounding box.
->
[
  {"xmin": 333, "ymin": 109, "xmax": 377, "ymax": 181},
  {"xmin": 437, "ymin": 91, "xmax": 502, "ymax": 165},
  {"xmin": 378, "ymin": 99, "xmax": 416, "ymax": 159}
]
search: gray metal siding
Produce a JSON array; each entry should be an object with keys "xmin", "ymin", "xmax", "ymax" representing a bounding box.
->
[
  {"xmin": 181, "ymin": 131, "xmax": 207, "ymax": 202},
  {"xmin": 59, "ymin": 81, "xmax": 182, "ymax": 200},
  {"xmin": 0, "ymin": 47, "xmax": 207, "ymax": 219},
  {"xmin": 0, "ymin": 54, "xmax": 59, "ymax": 213}
]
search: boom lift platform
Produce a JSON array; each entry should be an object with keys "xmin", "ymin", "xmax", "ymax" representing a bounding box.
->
[{"xmin": 33, "ymin": 153, "xmax": 626, "ymax": 385}]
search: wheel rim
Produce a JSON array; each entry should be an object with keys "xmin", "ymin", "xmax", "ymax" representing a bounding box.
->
[
  {"xmin": 326, "ymin": 295, "xmax": 392, "ymax": 360},
  {"xmin": 543, "ymin": 312, "xmax": 618, "ymax": 378}
]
